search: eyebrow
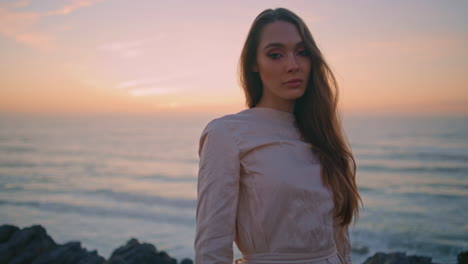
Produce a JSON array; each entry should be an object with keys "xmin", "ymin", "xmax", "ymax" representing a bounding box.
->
[{"xmin": 263, "ymin": 41, "xmax": 305, "ymax": 50}]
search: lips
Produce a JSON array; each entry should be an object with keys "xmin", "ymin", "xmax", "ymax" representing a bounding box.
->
[{"xmin": 283, "ymin": 78, "xmax": 303, "ymax": 88}]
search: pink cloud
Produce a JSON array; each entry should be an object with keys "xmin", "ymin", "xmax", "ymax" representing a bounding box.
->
[
  {"xmin": 0, "ymin": 0, "xmax": 102, "ymax": 51},
  {"xmin": 9, "ymin": 0, "xmax": 32, "ymax": 9},
  {"xmin": 0, "ymin": 8, "xmax": 40, "ymax": 34},
  {"xmin": 15, "ymin": 32, "xmax": 56, "ymax": 51},
  {"xmin": 46, "ymin": 0, "xmax": 102, "ymax": 16},
  {"xmin": 99, "ymin": 39, "xmax": 147, "ymax": 59},
  {"xmin": 0, "ymin": 6, "xmax": 54, "ymax": 51}
]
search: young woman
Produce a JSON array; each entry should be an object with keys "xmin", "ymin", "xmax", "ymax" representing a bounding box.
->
[{"xmin": 195, "ymin": 8, "xmax": 361, "ymax": 264}]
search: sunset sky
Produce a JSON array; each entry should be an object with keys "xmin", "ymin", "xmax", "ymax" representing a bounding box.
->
[{"xmin": 1, "ymin": 0, "xmax": 467, "ymax": 116}]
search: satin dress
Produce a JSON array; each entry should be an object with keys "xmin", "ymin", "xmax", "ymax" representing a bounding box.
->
[{"xmin": 195, "ymin": 107, "xmax": 352, "ymax": 264}]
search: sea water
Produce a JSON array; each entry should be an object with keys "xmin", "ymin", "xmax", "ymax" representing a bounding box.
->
[{"xmin": 0, "ymin": 113, "xmax": 466, "ymax": 264}]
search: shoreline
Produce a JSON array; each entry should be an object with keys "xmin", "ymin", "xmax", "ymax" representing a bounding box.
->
[{"xmin": 0, "ymin": 224, "xmax": 466, "ymax": 264}]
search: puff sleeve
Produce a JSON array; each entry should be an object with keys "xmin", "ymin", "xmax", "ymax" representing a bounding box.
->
[
  {"xmin": 333, "ymin": 218, "xmax": 352, "ymax": 264},
  {"xmin": 194, "ymin": 119, "xmax": 241, "ymax": 264}
]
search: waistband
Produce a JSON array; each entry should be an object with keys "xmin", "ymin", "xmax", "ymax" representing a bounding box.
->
[{"xmin": 235, "ymin": 246, "xmax": 337, "ymax": 264}]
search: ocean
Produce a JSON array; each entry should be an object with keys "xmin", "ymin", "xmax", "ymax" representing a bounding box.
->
[{"xmin": 0, "ymin": 113, "xmax": 466, "ymax": 264}]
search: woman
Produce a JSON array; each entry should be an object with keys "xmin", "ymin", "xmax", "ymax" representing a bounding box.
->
[{"xmin": 195, "ymin": 7, "xmax": 361, "ymax": 264}]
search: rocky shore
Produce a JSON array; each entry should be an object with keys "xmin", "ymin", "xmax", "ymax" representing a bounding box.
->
[{"xmin": 0, "ymin": 224, "xmax": 466, "ymax": 264}]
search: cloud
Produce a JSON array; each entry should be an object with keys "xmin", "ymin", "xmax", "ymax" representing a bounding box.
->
[
  {"xmin": 116, "ymin": 73, "xmax": 198, "ymax": 96},
  {"xmin": 116, "ymin": 73, "xmax": 197, "ymax": 96},
  {"xmin": 117, "ymin": 77, "xmax": 169, "ymax": 89},
  {"xmin": 9, "ymin": 0, "xmax": 32, "ymax": 9},
  {"xmin": 14, "ymin": 32, "xmax": 55, "ymax": 51},
  {"xmin": 129, "ymin": 87, "xmax": 182, "ymax": 96},
  {"xmin": 0, "ymin": 6, "xmax": 53, "ymax": 50},
  {"xmin": 100, "ymin": 40, "xmax": 146, "ymax": 51},
  {"xmin": 0, "ymin": 7, "xmax": 40, "ymax": 35},
  {"xmin": 99, "ymin": 39, "xmax": 148, "ymax": 59},
  {"xmin": 46, "ymin": 0, "xmax": 101, "ymax": 16},
  {"xmin": 99, "ymin": 35, "xmax": 165, "ymax": 59},
  {"xmin": 0, "ymin": 0, "xmax": 102, "ymax": 51}
]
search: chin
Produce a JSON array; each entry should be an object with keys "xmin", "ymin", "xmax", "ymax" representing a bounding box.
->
[{"xmin": 282, "ymin": 89, "xmax": 306, "ymax": 100}]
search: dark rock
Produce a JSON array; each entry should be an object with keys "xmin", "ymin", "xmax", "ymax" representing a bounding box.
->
[
  {"xmin": 32, "ymin": 241, "xmax": 105, "ymax": 264},
  {"xmin": 0, "ymin": 224, "xmax": 195, "ymax": 264},
  {"xmin": 363, "ymin": 252, "xmax": 434, "ymax": 264},
  {"xmin": 180, "ymin": 258, "xmax": 193, "ymax": 264},
  {"xmin": 459, "ymin": 251, "xmax": 468, "ymax": 264},
  {"xmin": 0, "ymin": 225, "xmax": 56, "ymax": 264},
  {"xmin": 0, "ymin": 225, "xmax": 19, "ymax": 244},
  {"xmin": 157, "ymin": 251, "xmax": 177, "ymax": 264},
  {"xmin": 108, "ymin": 238, "xmax": 177, "ymax": 264},
  {"xmin": 106, "ymin": 256, "xmax": 127, "ymax": 264},
  {"xmin": 0, "ymin": 224, "xmax": 105, "ymax": 264}
]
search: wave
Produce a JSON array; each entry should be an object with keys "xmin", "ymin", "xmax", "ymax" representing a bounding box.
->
[
  {"xmin": 425, "ymin": 182, "xmax": 468, "ymax": 190},
  {"xmin": 0, "ymin": 199, "xmax": 195, "ymax": 227},
  {"xmin": 358, "ymin": 164, "xmax": 468, "ymax": 175},
  {"xmin": 348, "ymin": 227, "xmax": 466, "ymax": 264},
  {"xmin": 0, "ymin": 184, "xmax": 197, "ymax": 209},
  {"xmin": 357, "ymin": 186, "xmax": 374, "ymax": 192},
  {"xmin": 0, "ymin": 158, "xmax": 198, "ymax": 169},
  {"xmin": 107, "ymin": 153, "xmax": 198, "ymax": 164},
  {"xmin": 399, "ymin": 191, "xmax": 468, "ymax": 199},
  {"xmin": 136, "ymin": 174, "xmax": 197, "ymax": 183},
  {"xmin": 0, "ymin": 184, "xmax": 24, "ymax": 191},
  {"xmin": 0, "ymin": 161, "xmax": 86, "ymax": 168},
  {"xmin": 0, "ymin": 162, "xmax": 37, "ymax": 168},
  {"xmin": 356, "ymin": 151, "xmax": 468, "ymax": 163},
  {"xmin": 410, "ymin": 152, "xmax": 468, "ymax": 162},
  {"xmin": 0, "ymin": 145, "xmax": 37, "ymax": 153},
  {"xmin": 82, "ymin": 189, "xmax": 196, "ymax": 209}
]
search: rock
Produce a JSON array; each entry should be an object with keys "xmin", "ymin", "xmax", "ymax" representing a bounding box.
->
[
  {"xmin": 0, "ymin": 224, "xmax": 105, "ymax": 264},
  {"xmin": 32, "ymin": 241, "xmax": 105, "ymax": 264},
  {"xmin": 180, "ymin": 258, "xmax": 193, "ymax": 264},
  {"xmin": 459, "ymin": 251, "xmax": 468, "ymax": 264},
  {"xmin": 108, "ymin": 238, "xmax": 177, "ymax": 264},
  {"xmin": 0, "ymin": 225, "xmax": 57, "ymax": 264},
  {"xmin": 0, "ymin": 225, "xmax": 19, "ymax": 244},
  {"xmin": 363, "ymin": 252, "xmax": 434, "ymax": 264},
  {"xmin": 106, "ymin": 256, "xmax": 127, "ymax": 264}
]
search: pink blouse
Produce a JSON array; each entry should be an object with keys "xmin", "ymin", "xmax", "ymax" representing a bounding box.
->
[{"xmin": 195, "ymin": 107, "xmax": 352, "ymax": 264}]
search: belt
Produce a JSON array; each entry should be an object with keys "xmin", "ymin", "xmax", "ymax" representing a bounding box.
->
[{"xmin": 234, "ymin": 246, "xmax": 338, "ymax": 264}]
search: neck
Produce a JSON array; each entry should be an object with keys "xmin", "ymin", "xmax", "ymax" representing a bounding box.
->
[{"xmin": 256, "ymin": 98, "xmax": 295, "ymax": 113}]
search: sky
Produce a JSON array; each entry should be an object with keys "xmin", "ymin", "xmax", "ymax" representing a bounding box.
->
[{"xmin": 0, "ymin": 0, "xmax": 467, "ymax": 116}]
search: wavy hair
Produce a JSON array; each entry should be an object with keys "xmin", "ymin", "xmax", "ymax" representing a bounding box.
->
[{"xmin": 239, "ymin": 8, "xmax": 361, "ymax": 226}]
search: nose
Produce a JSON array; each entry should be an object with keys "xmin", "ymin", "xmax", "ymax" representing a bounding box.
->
[{"xmin": 286, "ymin": 54, "xmax": 299, "ymax": 73}]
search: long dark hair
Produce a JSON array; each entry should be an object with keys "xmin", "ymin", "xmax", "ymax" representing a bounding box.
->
[{"xmin": 239, "ymin": 8, "xmax": 361, "ymax": 227}]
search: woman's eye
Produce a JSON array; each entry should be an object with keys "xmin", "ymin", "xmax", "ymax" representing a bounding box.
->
[
  {"xmin": 297, "ymin": 49, "xmax": 309, "ymax": 56},
  {"xmin": 267, "ymin": 53, "xmax": 282, "ymax": 59}
]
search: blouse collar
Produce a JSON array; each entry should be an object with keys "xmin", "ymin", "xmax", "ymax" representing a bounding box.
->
[{"xmin": 243, "ymin": 107, "xmax": 295, "ymax": 123}]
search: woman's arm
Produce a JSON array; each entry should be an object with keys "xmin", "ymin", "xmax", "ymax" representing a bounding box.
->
[
  {"xmin": 195, "ymin": 119, "xmax": 240, "ymax": 264},
  {"xmin": 334, "ymin": 218, "xmax": 352, "ymax": 264}
]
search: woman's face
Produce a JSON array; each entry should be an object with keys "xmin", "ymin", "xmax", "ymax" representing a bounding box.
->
[{"xmin": 254, "ymin": 21, "xmax": 311, "ymax": 111}]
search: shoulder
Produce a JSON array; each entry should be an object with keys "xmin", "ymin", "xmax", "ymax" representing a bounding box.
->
[
  {"xmin": 202, "ymin": 116, "xmax": 231, "ymax": 135},
  {"xmin": 201, "ymin": 109, "xmax": 253, "ymax": 136},
  {"xmin": 198, "ymin": 111, "xmax": 251, "ymax": 154}
]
